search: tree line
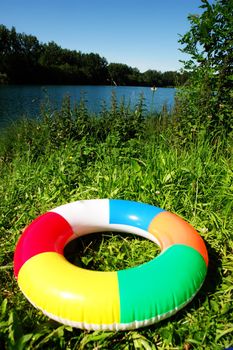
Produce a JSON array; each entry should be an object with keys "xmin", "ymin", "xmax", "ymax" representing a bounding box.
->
[{"xmin": 0, "ymin": 25, "xmax": 188, "ymax": 86}]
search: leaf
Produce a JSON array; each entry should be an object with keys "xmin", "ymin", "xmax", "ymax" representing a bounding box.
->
[
  {"xmin": 0, "ymin": 299, "xmax": 7, "ymax": 318},
  {"xmin": 16, "ymin": 334, "xmax": 34, "ymax": 350},
  {"xmin": 210, "ymin": 299, "xmax": 220, "ymax": 313},
  {"xmin": 8, "ymin": 311, "xmax": 23, "ymax": 347},
  {"xmin": 81, "ymin": 256, "xmax": 93, "ymax": 266},
  {"xmin": 79, "ymin": 331, "xmax": 113, "ymax": 350},
  {"xmin": 216, "ymin": 327, "xmax": 233, "ymax": 341},
  {"xmin": 163, "ymin": 171, "xmax": 175, "ymax": 184},
  {"xmin": 131, "ymin": 332, "xmax": 156, "ymax": 350}
]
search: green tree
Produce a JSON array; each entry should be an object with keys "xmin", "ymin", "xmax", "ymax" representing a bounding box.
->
[
  {"xmin": 0, "ymin": 25, "xmax": 42, "ymax": 83},
  {"xmin": 178, "ymin": 0, "xmax": 233, "ymax": 134},
  {"xmin": 161, "ymin": 71, "xmax": 179, "ymax": 87},
  {"xmin": 142, "ymin": 70, "xmax": 163, "ymax": 87},
  {"xmin": 81, "ymin": 53, "xmax": 108, "ymax": 84},
  {"xmin": 0, "ymin": 25, "xmax": 11, "ymax": 55},
  {"xmin": 108, "ymin": 63, "xmax": 137, "ymax": 86},
  {"xmin": 39, "ymin": 41, "xmax": 64, "ymax": 67}
]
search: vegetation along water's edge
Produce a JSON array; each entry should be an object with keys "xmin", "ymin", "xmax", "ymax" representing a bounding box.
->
[{"xmin": 0, "ymin": 0, "xmax": 232, "ymax": 348}]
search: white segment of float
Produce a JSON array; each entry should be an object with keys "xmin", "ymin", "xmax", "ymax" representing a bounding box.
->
[{"xmin": 50, "ymin": 199, "xmax": 109, "ymax": 236}]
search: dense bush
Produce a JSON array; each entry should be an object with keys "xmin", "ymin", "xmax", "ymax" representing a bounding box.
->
[{"xmin": 177, "ymin": 0, "xmax": 233, "ymax": 137}]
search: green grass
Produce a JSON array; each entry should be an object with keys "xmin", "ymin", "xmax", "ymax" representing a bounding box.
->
[{"xmin": 0, "ymin": 99, "xmax": 232, "ymax": 349}]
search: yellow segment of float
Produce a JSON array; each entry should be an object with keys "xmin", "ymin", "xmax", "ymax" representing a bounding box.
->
[{"xmin": 18, "ymin": 252, "xmax": 120, "ymax": 326}]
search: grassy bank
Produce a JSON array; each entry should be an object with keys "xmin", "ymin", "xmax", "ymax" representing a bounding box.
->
[{"xmin": 0, "ymin": 100, "xmax": 232, "ymax": 349}]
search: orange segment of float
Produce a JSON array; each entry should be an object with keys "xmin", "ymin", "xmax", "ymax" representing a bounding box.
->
[{"xmin": 148, "ymin": 211, "xmax": 208, "ymax": 266}]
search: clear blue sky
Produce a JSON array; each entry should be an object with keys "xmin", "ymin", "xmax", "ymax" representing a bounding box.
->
[{"xmin": 0, "ymin": 0, "xmax": 210, "ymax": 72}]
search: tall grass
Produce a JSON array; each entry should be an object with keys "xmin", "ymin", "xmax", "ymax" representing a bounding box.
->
[{"xmin": 0, "ymin": 97, "xmax": 232, "ymax": 349}]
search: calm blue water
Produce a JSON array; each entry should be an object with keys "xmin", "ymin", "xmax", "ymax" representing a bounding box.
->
[{"xmin": 0, "ymin": 85, "xmax": 176, "ymax": 128}]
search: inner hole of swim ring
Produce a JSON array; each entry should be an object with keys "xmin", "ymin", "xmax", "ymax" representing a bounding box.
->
[{"xmin": 64, "ymin": 232, "xmax": 161, "ymax": 271}]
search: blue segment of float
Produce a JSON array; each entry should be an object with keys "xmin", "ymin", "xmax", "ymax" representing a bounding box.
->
[{"xmin": 109, "ymin": 199, "xmax": 164, "ymax": 230}]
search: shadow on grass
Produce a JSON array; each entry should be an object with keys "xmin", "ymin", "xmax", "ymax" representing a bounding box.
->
[{"xmin": 64, "ymin": 231, "xmax": 160, "ymax": 271}]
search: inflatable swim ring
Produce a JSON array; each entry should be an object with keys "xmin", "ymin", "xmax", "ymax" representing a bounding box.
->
[{"xmin": 14, "ymin": 199, "xmax": 208, "ymax": 330}]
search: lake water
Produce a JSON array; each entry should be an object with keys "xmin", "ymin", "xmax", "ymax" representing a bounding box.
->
[{"xmin": 0, "ymin": 85, "xmax": 176, "ymax": 129}]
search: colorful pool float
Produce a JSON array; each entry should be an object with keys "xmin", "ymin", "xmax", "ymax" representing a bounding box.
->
[{"xmin": 14, "ymin": 199, "xmax": 208, "ymax": 330}]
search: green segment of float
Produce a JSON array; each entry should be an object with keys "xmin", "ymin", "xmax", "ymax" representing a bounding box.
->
[{"xmin": 118, "ymin": 244, "xmax": 207, "ymax": 324}]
